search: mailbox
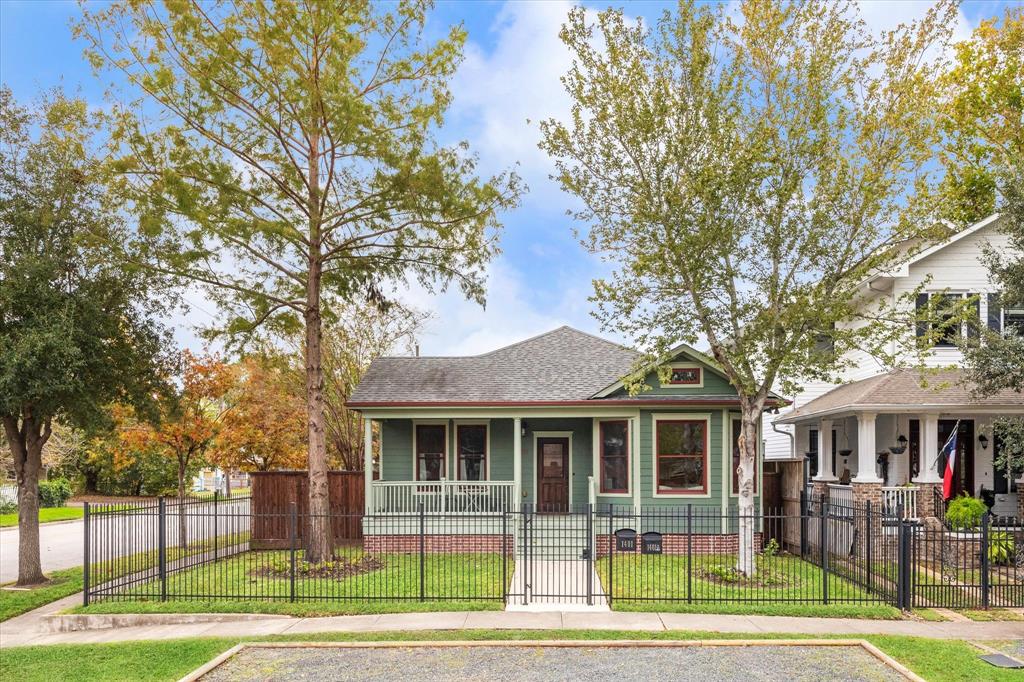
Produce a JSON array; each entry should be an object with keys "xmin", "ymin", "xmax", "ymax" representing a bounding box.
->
[
  {"xmin": 641, "ymin": 531, "xmax": 663, "ymax": 555},
  {"xmin": 615, "ymin": 528, "xmax": 637, "ymax": 552}
]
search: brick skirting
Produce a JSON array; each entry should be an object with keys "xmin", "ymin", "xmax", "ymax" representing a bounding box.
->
[
  {"xmin": 363, "ymin": 534, "xmax": 514, "ymax": 554},
  {"xmin": 595, "ymin": 532, "xmax": 764, "ymax": 558}
]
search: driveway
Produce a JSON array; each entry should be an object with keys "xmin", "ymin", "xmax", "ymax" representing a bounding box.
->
[
  {"xmin": 197, "ymin": 643, "xmax": 907, "ymax": 682},
  {"xmin": 0, "ymin": 497, "xmax": 250, "ymax": 583}
]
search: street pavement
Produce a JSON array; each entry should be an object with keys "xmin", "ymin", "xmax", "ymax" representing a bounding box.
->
[{"xmin": 0, "ymin": 497, "xmax": 250, "ymax": 583}]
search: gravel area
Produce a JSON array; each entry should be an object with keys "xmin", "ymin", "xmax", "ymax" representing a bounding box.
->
[
  {"xmin": 983, "ymin": 639, "xmax": 1024, "ymax": 659},
  {"xmin": 200, "ymin": 644, "xmax": 905, "ymax": 681}
]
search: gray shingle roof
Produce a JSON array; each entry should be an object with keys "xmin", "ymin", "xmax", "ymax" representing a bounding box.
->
[
  {"xmin": 349, "ymin": 326, "xmax": 640, "ymax": 404},
  {"xmin": 776, "ymin": 368, "xmax": 1024, "ymax": 423}
]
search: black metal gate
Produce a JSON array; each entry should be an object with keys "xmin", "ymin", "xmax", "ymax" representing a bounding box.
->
[{"xmin": 504, "ymin": 504, "xmax": 598, "ymax": 606}]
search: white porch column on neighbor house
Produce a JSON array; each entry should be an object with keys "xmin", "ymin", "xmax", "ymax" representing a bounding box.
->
[
  {"xmin": 854, "ymin": 412, "xmax": 882, "ymax": 483},
  {"xmin": 914, "ymin": 413, "xmax": 942, "ymax": 484},
  {"xmin": 363, "ymin": 418, "xmax": 373, "ymax": 514},
  {"xmin": 814, "ymin": 418, "xmax": 837, "ymax": 481},
  {"xmin": 513, "ymin": 417, "xmax": 523, "ymax": 506}
]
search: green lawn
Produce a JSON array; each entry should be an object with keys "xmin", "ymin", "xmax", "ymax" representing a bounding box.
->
[
  {"xmin": 596, "ymin": 552, "xmax": 901, "ymax": 618},
  {"xmin": 78, "ymin": 548, "xmax": 510, "ymax": 616},
  {"xmin": 1, "ymin": 629, "xmax": 1019, "ymax": 682},
  {"xmin": 0, "ymin": 567, "xmax": 83, "ymax": 622},
  {"xmin": 0, "ymin": 507, "xmax": 84, "ymax": 527}
]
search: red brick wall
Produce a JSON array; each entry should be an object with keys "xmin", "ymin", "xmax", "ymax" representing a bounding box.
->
[
  {"xmin": 363, "ymin": 534, "xmax": 513, "ymax": 554},
  {"xmin": 595, "ymin": 532, "xmax": 764, "ymax": 558}
]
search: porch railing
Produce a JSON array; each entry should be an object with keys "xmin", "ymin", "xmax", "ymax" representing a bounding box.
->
[
  {"xmin": 827, "ymin": 483, "xmax": 854, "ymax": 516},
  {"xmin": 369, "ymin": 480, "xmax": 516, "ymax": 514},
  {"xmin": 881, "ymin": 486, "xmax": 919, "ymax": 520}
]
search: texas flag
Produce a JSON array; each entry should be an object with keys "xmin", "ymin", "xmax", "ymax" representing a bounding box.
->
[{"xmin": 941, "ymin": 422, "xmax": 960, "ymax": 501}]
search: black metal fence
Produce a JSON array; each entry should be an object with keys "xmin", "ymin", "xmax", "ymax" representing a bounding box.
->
[{"xmin": 83, "ymin": 495, "xmax": 1024, "ymax": 610}]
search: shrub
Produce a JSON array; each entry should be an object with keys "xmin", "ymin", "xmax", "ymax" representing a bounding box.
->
[
  {"xmin": 38, "ymin": 478, "xmax": 73, "ymax": 508},
  {"xmin": 945, "ymin": 493, "xmax": 986, "ymax": 531},
  {"xmin": 761, "ymin": 538, "xmax": 780, "ymax": 558},
  {"xmin": 988, "ymin": 531, "xmax": 1015, "ymax": 566},
  {"xmin": 0, "ymin": 500, "xmax": 16, "ymax": 514}
]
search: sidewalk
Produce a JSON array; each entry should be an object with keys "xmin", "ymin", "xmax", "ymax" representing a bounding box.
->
[{"xmin": 2, "ymin": 595, "xmax": 1022, "ymax": 648}]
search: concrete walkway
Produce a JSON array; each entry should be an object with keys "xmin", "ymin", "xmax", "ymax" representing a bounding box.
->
[{"xmin": 2, "ymin": 595, "xmax": 1022, "ymax": 648}]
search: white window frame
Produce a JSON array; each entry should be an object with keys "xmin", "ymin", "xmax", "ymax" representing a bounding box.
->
[
  {"xmin": 453, "ymin": 420, "xmax": 490, "ymax": 481},
  {"xmin": 658, "ymin": 362, "xmax": 705, "ymax": 389},
  {"xmin": 651, "ymin": 413, "xmax": 713, "ymax": 499},
  {"xmin": 411, "ymin": 420, "xmax": 448, "ymax": 481},
  {"xmin": 592, "ymin": 418, "xmax": 632, "ymax": 498}
]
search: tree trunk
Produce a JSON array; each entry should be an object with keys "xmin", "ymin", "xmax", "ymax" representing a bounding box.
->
[
  {"xmin": 177, "ymin": 457, "xmax": 188, "ymax": 550},
  {"xmin": 736, "ymin": 405, "xmax": 761, "ymax": 577},
  {"xmin": 3, "ymin": 412, "xmax": 51, "ymax": 586},
  {"xmin": 304, "ymin": 116, "xmax": 331, "ymax": 563},
  {"xmin": 224, "ymin": 468, "xmax": 232, "ymax": 497}
]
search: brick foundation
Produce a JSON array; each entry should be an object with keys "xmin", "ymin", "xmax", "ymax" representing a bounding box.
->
[
  {"xmin": 810, "ymin": 480, "xmax": 833, "ymax": 503},
  {"xmin": 363, "ymin": 534, "xmax": 513, "ymax": 554},
  {"xmin": 595, "ymin": 532, "xmax": 764, "ymax": 558}
]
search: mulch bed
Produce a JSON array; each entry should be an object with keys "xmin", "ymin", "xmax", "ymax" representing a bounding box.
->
[{"xmin": 253, "ymin": 555, "xmax": 384, "ymax": 580}]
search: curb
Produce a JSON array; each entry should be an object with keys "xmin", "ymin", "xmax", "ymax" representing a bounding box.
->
[
  {"xmin": 177, "ymin": 639, "xmax": 926, "ymax": 682},
  {"xmin": 41, "ymin": 612, "xmax": 293, "ymax": 633}
]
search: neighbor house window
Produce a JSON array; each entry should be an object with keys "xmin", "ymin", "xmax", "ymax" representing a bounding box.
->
[
  {"xmin": 415, "ymin": 424, "xmax": 446, "ymax": 481},
  {"xmin": 807, "ymin": 428, "xmax": 819, "ymax": 478},
  {"xmin": 655, "ymin": 419, "xmax": 707, "ymax": 494},
  {"xmin": 667, "ymin": 366, "xmax": 701, "ymax": 385},
  {"xmin": 731, "ymin": 418, "xmax": 758, "ymax": 495},
  {"xmin": 916, "ymin": 292, "xmax": 980, "ymax": 346},
  {"xmin": 457, "ymin": 424, "xmax": 487, "ymax": 481},
  {"xmin": 1005, "ymin": 307, "xmax": 1024, "ymax": 337},
  {"xmin": 599, "ymin": 421, "xmax": 629, "ymax": 493}
]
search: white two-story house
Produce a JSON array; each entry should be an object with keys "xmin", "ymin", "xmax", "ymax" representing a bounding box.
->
[{"xmin": 764, "ymin": 213, "xmax": 1024, "ymax": 521}]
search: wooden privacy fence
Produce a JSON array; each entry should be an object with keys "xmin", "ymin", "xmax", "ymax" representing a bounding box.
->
[{"xmin": 250, "ymin": 470, "xmax": 366, "ymax": 548}]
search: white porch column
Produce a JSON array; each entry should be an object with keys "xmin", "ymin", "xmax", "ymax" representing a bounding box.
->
[
  {"xmin": 914, "ymin": 413, "xmax": 942, "ymax": 483},
  {"xmin": 854, "ymin": 412, "xmax": 882, "ymax": 483},
  {"xmin": 363, "ymin": 417, "xmax": 374, "ymax": 514},
  {"xmin": 814, "ymin": 418, "xmax": 837, "ymax": 481},
  {"xmin": 513, "ymin": 417, "xmax": 522, "ymax": 507}
]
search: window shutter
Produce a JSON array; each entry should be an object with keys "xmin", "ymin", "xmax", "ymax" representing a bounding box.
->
[
  {"xmin": 967, "ymin": 293, "xmax": 981, "ymax": 339},
  {"xmin": 915, "ymin": 293, "xmax": 929, "ymax": 337},
  {"xmin": 988, "ymin": 293, "xmax": 1002, "ymax": 333}
]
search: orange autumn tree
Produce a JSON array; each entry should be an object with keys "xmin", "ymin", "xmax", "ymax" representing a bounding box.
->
[
  {"xmin": 117, "ymin": 352, "xmax": 234, "ymax": 548},
  {"xmin": 213, "ymin": 355, "xmax": 307, "ymax": 482}
]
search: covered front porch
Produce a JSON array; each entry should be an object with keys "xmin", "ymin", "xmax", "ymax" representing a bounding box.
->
[
  {"xmin": 358, "ymin": 414, "xmax": 628, "ymax": 520},
  {"xmin": 793, "ymin": 411, "xmax": 1022, "ymax": 520}
]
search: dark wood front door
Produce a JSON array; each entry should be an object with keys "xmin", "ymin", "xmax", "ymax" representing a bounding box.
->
[
  {"xmin": 939, "ymin": 419, "xmax": 974, "ymax": 498},
  {"xmin": 537, "ymin": 437, "xmax": 569, "ymax": 513}
]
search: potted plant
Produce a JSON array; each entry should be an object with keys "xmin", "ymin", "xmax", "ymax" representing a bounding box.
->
[{"xmin": 945, "ymin": 494, "xmax": 986, "ymax": 534}]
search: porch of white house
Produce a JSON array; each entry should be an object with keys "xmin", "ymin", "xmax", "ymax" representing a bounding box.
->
[{"xmin": 801, "ymin": 411, "xmax": 1022, "ymax": 521}]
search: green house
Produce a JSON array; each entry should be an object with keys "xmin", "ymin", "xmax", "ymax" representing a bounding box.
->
[{"xmin": 349, "ymin": 327, "xmax": 781, "ymax": 534}]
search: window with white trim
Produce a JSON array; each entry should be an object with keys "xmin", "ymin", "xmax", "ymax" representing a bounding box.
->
[
  {"xmin": 655, "ymin": 419, "xmax": 707, "ymax": 494},
  {"xmin": 599, "ymin": 420, "xmax": 629, "ymax": 493},
  {"xmin": 456, "ymin": 424, "xmax": 487, "ymax": 481},
  {"xmin": 415, "ymin": 424, "xmax": 445, "ymax": 481}
]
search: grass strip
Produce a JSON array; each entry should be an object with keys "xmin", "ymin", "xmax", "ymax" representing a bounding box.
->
[{"xmin": 2, "ymin": 629, "xmax": 1020, "ymax": 682}]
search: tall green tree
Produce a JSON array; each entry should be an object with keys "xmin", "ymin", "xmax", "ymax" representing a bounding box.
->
[
  {"xmin": 945, "ymin": 9, "xmax": 1024, "ymax": 394},
  {"xmin": 540, "ymin": 0, "xmax": 956, "ymax": 575},
  {"xmin": 0, "ymin": 87, "xmax": 173, "ymax": 585},
  {"xmin": 76, "ymin": 0, "xmax": 523, "ymax": 561}
]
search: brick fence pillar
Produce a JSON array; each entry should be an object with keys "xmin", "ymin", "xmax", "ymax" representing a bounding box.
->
[{"xmin": 914, "ymin": 482, "xmax": 942, "ymax": 520}]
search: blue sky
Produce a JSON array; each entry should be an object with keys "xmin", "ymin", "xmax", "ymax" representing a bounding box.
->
[{"xmin": 0, "ymin": 0, "xmax": 1012, "ymax": 356}]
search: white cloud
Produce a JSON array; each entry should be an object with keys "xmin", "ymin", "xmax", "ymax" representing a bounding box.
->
[
  {"xmin": 449, "ymin": 0, "xmax": 580, "ymax": 202},
  {"xmin": 393, "ymin": 255, "xmax": 619, "ymax": 356}
]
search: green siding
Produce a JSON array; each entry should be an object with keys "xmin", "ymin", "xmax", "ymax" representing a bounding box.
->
[
  {"xmin": 380, "ymin": 419, "xmax": 413, "ymax": 480},
  {"xmin": 376, "ymin": 411, "xmax": 760, "ymax": 513}
]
